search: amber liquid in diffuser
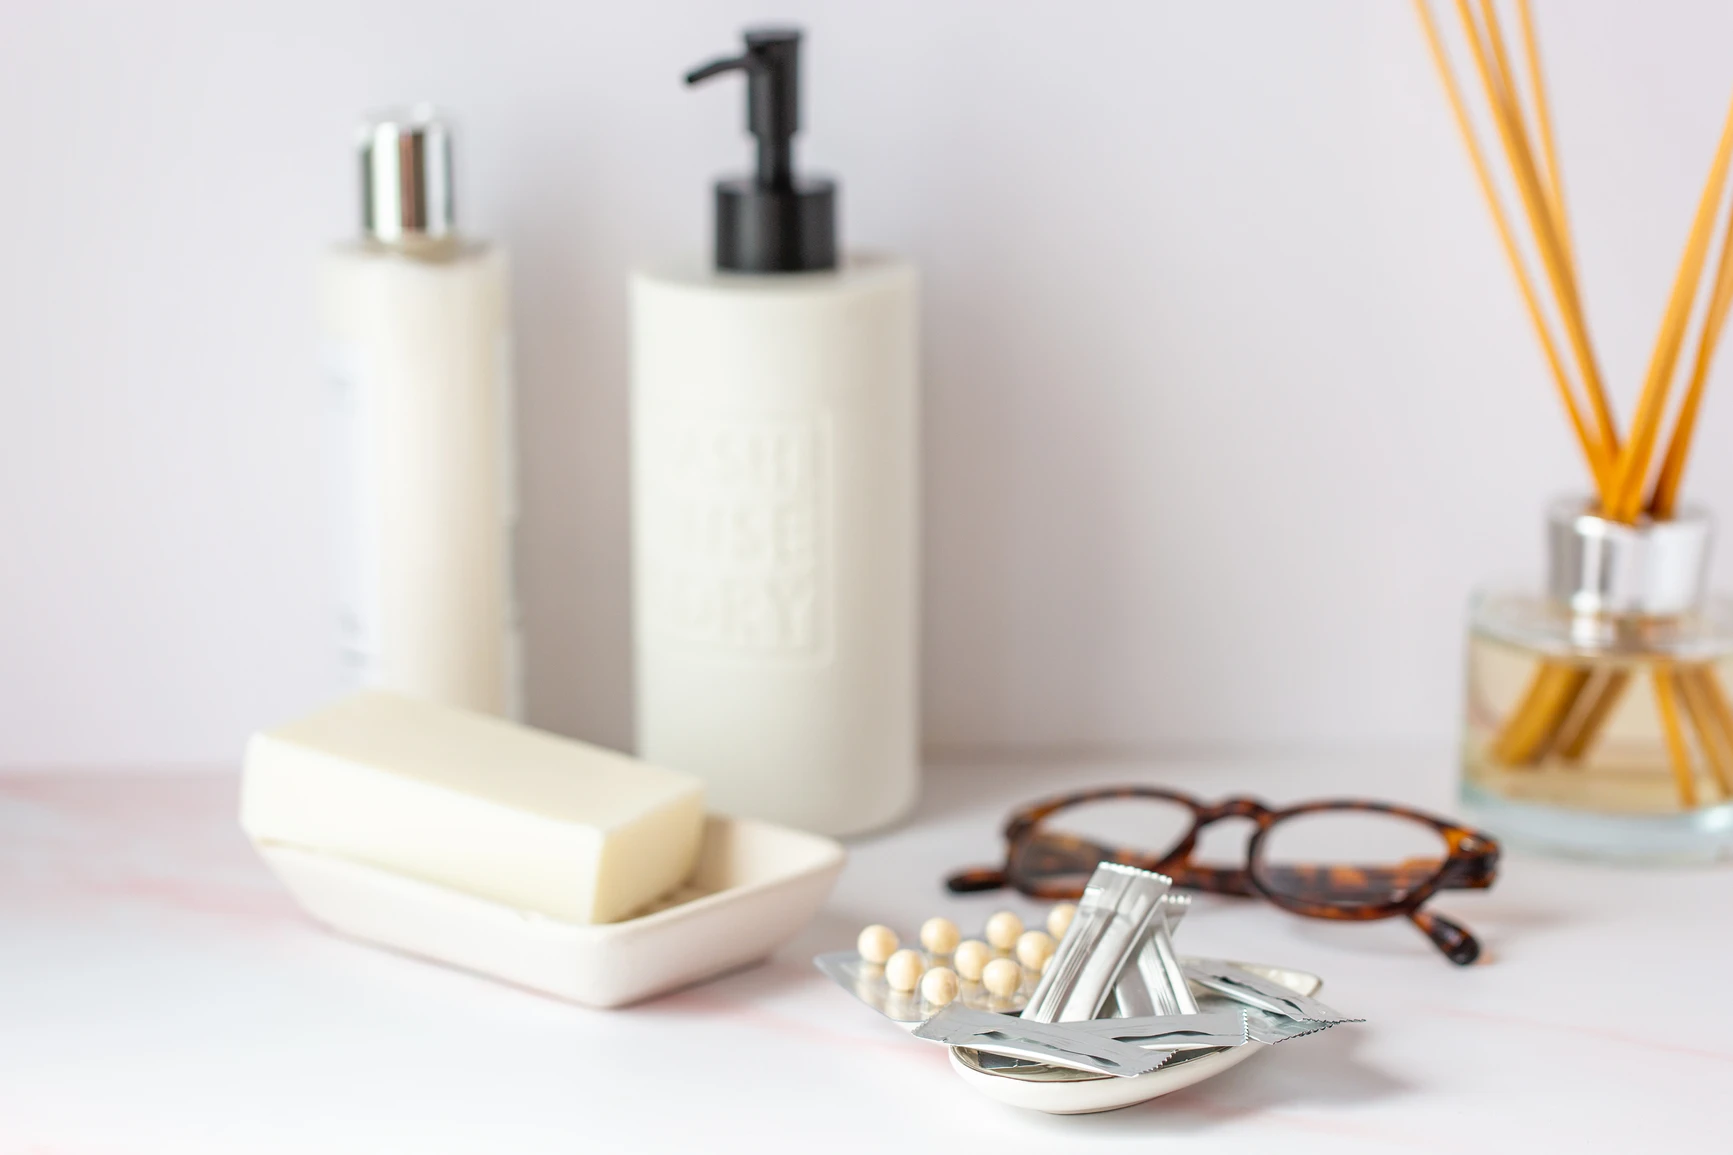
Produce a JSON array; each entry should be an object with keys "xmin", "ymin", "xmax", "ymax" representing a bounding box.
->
[
  {"xmin": 1466, "ymin": 638, "xmax": 1733, "ymax": 812},
  {"xmin": 1461, "ymin": 585, "xmax": 1733, "ymax": 862}
]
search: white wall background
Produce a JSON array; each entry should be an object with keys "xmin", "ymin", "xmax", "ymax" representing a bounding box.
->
[{"xmin": 4, "ymin": 0, "xmax": 1733, "ymax": 768}]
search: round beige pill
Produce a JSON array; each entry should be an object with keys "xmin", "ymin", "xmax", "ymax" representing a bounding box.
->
[
  {"xmin": 920, "ymin": 965, "xmax": 960, "ymax": 1008},
  {"xmin": 981, "ymin": 957, "xmax": 1023, "ymax": 998},
  {"xmin": 857, "ymin": 924, "xmax": 899, "ymax": 965},
  {"xmin": 884, "ymin": 948, "xmax": 926, "ymax": 992},
  {"xmin": 952, "ymin": 939, "xmax": 992, "ymax": 982},
  {"xmin": 1015, "ymin": 929, "xmax": 1056, "ymax": 971},
  {"xmin": 919, "ymin": 916, "xmax": 960, "ymax": 956},
  {"xmin": 1047, "ymin": 902, "xmax": 1078, "ymax": 939},
  {"xmin": 984, "ymin": 910, "xmax": 1024, "ymax": 951}
]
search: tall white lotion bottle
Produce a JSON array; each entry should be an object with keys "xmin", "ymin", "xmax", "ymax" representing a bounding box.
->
[
  {"xmin": 320, "ymin": 110, "xmax": 521, "ymax": 717},
  {"xmin": 631, "ymin": 29, "xmax": 919, "ymax": 836}
]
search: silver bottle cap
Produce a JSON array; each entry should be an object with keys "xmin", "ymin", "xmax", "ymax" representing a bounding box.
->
[
  {"xmin": 359, "ymin": 107, "xmax": 455, "ymax": 243},
  {"xmin": 1547, "ymin": 496, "xmax": 1712, "ymax": 617}
]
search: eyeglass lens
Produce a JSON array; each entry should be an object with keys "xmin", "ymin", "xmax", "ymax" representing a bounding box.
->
[
  {"xmin": 1008, "ymin": 796, "xmax": 1195, "ymax": 892},
  {"xmin": 1252, "ymin": 809, "xmax": 1449, "ymax": 908}
]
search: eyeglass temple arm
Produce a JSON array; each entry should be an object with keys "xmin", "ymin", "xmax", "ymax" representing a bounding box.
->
[
  {"xmin": 944, "ymin": 867, "xmax": 1008, "ymax": 893},
  {"xmin": 1410, "ymin": 908, "xmax": 1481, "ymax": 965}
]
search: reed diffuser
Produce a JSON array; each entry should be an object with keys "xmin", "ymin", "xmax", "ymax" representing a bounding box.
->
[{"xmin": 1417, "ymin": 0, "xmax": 1733, "ymax": 861}]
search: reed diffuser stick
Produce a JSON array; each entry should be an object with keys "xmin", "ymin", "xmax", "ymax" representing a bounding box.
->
[
  {"xmin": 1433, "ymin": 0, "xmax": 1615, "ymax": 766},
  {"xmin": 1552, "ymin": 173, "xmax": 1733, "ymax": 766},
  {"xmin": 1553, "ymin": 669, "xmax": 1627, "ymax": 759},
  {"xmin": 1506, "ymin": 127, "xmax": 1733, "ymax": 769},
  {"xmin": 1678, "ymin": 667, "xmax": 1733, "ymax": 796},
  {"xmin": 1414, "ymin": 0, "xmax": 1604, "ymax": 483},
  {"xmin": 1488, "ymin": 665, "xmax": 1588, "ymax": 766},
  {"xmin": 1502, "ymin": 0, "xmax": 1621, "ymax": 454},
  {"xmin": 1516, "ymin": 0, "xmax": 1573, "ymax": 276},
  {"xmin": 1607, "ymin": 95, "xmax": 1733, "ymax": 524},
  {"xmin": 1456, "ymin": 0, "xmax": 1614, "ymax": 484},
  {"xmin": 1701, "ymin": 671, "xmax": 1733, "ymax": 760},
  {"xmin": 1418, "ymin": 0, "xmax": 1733, "ymax": 805},
  {"xmin": 1653, "ymin": 670, "xmax": 1700, "ymax": 808},
  {"xmin": 1502, "ymin": 63, "xmax": 1733, "ymax": 774},
  {"xmin": 1470, "ymin": 0, "xmax": 1619, "ymax": 464},
  {"xmin": 1651, "ymin": 193, "xmax": 1733, "ymax": 517}
]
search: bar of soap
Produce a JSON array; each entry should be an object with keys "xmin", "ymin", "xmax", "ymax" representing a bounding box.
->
[{"xmin": 240, "ymin": 691, "xmax": 705, "ymax": 924}]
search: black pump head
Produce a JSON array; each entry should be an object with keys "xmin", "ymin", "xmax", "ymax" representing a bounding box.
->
[{"xmin": 686, "ymin": 27, "xmax": 838, "ymax": 273}]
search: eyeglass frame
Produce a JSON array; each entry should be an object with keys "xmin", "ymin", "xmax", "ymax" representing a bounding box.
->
[{"xmin": 945, "ymin": 786, "xmax": 1501, "ymax": 965}]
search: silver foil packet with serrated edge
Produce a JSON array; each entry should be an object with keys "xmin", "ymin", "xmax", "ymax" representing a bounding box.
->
[
  {"xmin": 1070, "ymin": 1010, "xmax": 1248, "ymax": 1050},
  {"xmin": 1192, "ymin": 991, "xmax": 1341, "ymax": 1044},
  {"xmin": 1023, "ymin": 862, "xmax": 1172, "ymax": 1024},
  {"xmin": 1112, "ymin": 903, "xmax": 1199, "ymax": 1019},
  {"xmin": 1183, "ymin": 959, "xmax": 1363, "ymax": 1025},
  {"xmin": 912, "ymin": 1005, "xmax": 1177, "ymax": 1078}
]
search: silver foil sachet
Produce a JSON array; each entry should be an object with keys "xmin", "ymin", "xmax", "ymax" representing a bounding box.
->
[
  {"xmin": 1182, "ymin": 959, "xmax": 1363, "ymax": 1025},
  {"xmin": 1070, "ymin": 1010, "xmax": 1249, "ymax": 1050},
  {"xmin": 1112, "ymin": 901, "xmax": 1199, "ymax": 1019},
  {"xmin": 912, "ymin": 1006, "xmax": 1176, "ymax": 1077},
  {"xmin": 1195, "ymin": 992, "xmax": 1341, "ymax": 1044},
  {"xmin": 1023, "ymin": 863, "xmax": 1173, "ymax": 1024}
]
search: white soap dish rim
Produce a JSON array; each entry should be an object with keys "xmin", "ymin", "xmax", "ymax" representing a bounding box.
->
[{"xmin": 254, "ymin": 813, "xmax": 845, "ymax": 1008}]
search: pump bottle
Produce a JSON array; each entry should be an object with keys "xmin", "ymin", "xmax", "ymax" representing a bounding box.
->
[
  {"xmin": 630, "ymin": 29, "xmax": 919, "ymax": 836},
  {"xmin": 319, "ymin": 109, "xmax": 521, "ymax": 717}
]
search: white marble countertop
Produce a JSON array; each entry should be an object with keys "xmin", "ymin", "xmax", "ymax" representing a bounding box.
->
[{"xmin": 2, "ymin": 751, "xmax": 1725, "ymax": 1153}]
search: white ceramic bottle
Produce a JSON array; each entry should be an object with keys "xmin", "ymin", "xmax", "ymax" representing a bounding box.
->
[
  {"xmin": 319, "ymin": 109, "xmax": 521, "ymax": 717},
  {"xmin": 631, "ymin": 29, "xmax": 919, "ymax": 836}
]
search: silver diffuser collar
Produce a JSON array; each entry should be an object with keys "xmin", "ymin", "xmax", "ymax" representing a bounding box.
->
[
  {"xmin": 1547, "ymin": 496, "xmax": 1712, "ymax": 617},
  {"xmin": 359, "ymin": 107, "xmax": 455, "ymax": 243}
]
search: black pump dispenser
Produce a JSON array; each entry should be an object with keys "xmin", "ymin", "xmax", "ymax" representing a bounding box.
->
[{"xmin": 686, "ymin": 28, "xmax": 837, "ymax": 273}]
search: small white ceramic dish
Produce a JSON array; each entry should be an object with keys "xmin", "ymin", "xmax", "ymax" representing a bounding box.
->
[
  {"xmin": 255, "ymin": 814, "xmax": 845, "ymax": 1008},
  {"xmin": 947, "ymin": 961, "xmax": 1324, "ymax": 1114}
]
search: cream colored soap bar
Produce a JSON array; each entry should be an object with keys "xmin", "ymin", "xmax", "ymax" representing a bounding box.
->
[{"xmin": 241, "ymin": 691, "xmax": 704, "ymax": 924}]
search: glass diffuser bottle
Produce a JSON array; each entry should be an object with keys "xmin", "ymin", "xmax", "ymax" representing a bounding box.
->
[
  {"xmin": 1415, "ymin": 4, "xmax": 1733, "ymax": 862},
  {"xmin": 1463, "ymin": 498, "xmax": 1733, "ymax": 861}
]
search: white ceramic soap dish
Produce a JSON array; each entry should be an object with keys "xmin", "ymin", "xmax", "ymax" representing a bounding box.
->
[{"xmin": 256, "ymin": 815, "xmax": 845, "ymax": 1008}]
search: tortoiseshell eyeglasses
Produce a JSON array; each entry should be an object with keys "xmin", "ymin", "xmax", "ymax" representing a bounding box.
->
[{"xmin": 946, "ymin": 786, "xmax": 1500, "ymax": 965}]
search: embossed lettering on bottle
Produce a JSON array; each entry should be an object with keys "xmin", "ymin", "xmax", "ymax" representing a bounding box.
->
[
  {"xmin": 654, "ymin": 414, "xmax": 831, "ymax": 660},
  {"xmin": 325, "ymin": 341, "xmax": 381, "ymax": 688}
]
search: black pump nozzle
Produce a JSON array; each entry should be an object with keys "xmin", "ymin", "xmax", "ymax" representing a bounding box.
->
[
  {"xmin": 686, "ymin": 27, "xmax": 837, "ymax": 273},
  {"xmin": 686, "ymin": 29, "xmax": 801, "ymax": 190}
]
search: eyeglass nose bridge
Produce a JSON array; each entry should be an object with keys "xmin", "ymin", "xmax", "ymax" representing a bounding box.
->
[{"xmin": 1195, "ymin": 796, "xmax": 1273, "ymax": 824}]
